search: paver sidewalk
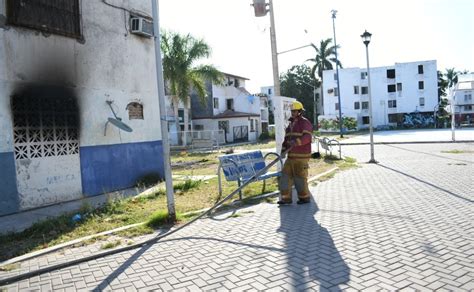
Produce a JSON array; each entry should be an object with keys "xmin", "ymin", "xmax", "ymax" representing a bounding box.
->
[{"xmin": 1, "ymin": 142, "xmax": 473, "ymax": 290}]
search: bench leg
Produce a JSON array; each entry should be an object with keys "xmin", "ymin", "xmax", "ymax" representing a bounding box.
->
[
  {"xmin": 262, "ymin": 179, "xmax": 266, "ymax": 194},
  {"xmin": 238, "ymin": 179, "xmax": 242, "ymax": 200}
]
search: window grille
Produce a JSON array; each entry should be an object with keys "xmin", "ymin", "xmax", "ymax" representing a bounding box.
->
[
  {"xmin": 7, "ymin": 0, "xmax": 82, "ymax": 39},
  {"xmin": 12, "ymin": 94, "xmax": 79, "ymax": 160}
]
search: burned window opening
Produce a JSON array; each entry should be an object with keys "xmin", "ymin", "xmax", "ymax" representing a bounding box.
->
[
  {"xmin": 11, "ymin": 86, "xmax": 80, "ymax": 160},
  {"xmin": 126, "ymin": 101, "xmax": 144, "ymax": 120},
  {"xmin": 6, "ymin": 0, "xmax": 82, "ymax": 39}
]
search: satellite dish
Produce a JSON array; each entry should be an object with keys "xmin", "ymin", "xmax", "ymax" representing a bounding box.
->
[
  {"xmin": 104, "ymin": 100, "xmax": 133, "ymax": 135},
  {"xmin": 107, "ymin": 117, "xmax": 133, "ymax": 132}
]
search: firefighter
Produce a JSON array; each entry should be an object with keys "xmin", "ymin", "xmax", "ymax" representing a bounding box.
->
[{"xmin": 278, "ymin": 100, "xmax": 313, "ymax": 205}]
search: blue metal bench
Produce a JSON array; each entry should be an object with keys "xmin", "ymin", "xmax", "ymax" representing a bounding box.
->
[{"xmin": 217, "ymin": 150, "xmax": 282, "ymax": 200}]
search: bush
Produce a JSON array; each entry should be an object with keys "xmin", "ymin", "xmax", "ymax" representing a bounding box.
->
[{"xmin": 342, "ymin": 116, "xmax": 357, "ymax": 130}]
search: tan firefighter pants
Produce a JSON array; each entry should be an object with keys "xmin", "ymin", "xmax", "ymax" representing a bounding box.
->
[{"xmin": 278, "ymin": 158, "xmax": 311, "ymax": 202}]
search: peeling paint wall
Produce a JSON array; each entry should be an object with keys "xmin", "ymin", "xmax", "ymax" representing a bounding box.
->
[{"xmin": 0, "ymin": 0, "xmax": 164, "ymax": 215}]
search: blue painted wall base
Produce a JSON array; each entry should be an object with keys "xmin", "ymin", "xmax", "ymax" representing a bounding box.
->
[
  {"xmin": 80, "ymin": 140, "xmax": 164, "ymax": 196},
  {"xmin": 0, "ymin": 152, "xmax": 19, "ymax": 216}
]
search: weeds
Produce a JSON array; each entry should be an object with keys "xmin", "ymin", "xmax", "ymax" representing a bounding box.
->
[{"xmin": 101, "ymin": 240, "xmax": 122, "ymax": 250}]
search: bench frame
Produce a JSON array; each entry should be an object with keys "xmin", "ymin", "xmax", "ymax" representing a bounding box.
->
[
  {"xmin": 217, "ymin": 151, "xmax": 283, "ymax": 200},
  {"xmin": 316, "ymin": 137, "xmax": 342, "ymax": 159}
]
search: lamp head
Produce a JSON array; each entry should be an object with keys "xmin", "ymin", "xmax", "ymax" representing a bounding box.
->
[{"xmin": 361, "ymin": 30, "xmax": 372, "ymax": 46}]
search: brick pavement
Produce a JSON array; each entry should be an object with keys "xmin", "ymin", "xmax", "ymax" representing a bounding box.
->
[{"xmin": 1, "ymin": 142, "xmax": 473, "ymax": 291}]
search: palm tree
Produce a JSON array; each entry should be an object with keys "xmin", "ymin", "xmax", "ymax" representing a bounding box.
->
[
  {"xmin": 445, "ymin": 68, "xmax": 458, "ymax": 89},
  {"xmin": 306, "ymin": 38, "xmax": 342, "ymax": 113},
  {"xmin": 161, "ymin": 31, "xmax": 224, "ymax": 145}
]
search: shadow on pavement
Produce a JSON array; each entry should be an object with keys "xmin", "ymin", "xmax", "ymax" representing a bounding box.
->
[
  {"xmin": 377, "ymin": 163, "xmax": 473, "ymax": 203},
  {"xmin": 384, "ymin": 144, "xmax": 474, "ymax": 164},
  {"xmin": 92, "ymin": 243, "xmax": 154, "ymax": 292},
  {"xmin": 278, "ymin": 194, "xmax": 350, "ymax": 290}
]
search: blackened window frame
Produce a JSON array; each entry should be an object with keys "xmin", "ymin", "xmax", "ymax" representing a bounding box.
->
[{"xmin": 6, "ymin": 0, "xmax": 83, "ymax": 40}]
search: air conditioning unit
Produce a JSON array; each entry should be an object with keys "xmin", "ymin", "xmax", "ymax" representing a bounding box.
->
[{"xmin": 130, "ymin": 17, "xmax": 153, "ymax": 38}]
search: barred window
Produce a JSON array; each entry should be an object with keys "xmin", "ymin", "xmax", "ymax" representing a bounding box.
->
[{"xmin": 7, "ymin": 0, "xmax": 82, "ymax": 39}]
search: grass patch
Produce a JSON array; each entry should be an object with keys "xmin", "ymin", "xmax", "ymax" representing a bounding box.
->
[
  {"xmin": 174, "ymin": 179, "xmax": 202, "ymax": 192},
  {"xmin": 442, "ymin": 149, "xmax": 473, "ymax": 154},
  {"xmin": 0, "ymin": 263, "xmax": 20, "ymax": 272},
  {"xmin": 101, "ymin": 240, "xmax": 122, "ymax": 250}
]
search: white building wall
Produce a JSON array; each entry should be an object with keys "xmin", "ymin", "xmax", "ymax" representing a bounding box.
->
[{"xmin": 322, "ymin": 60, "xmax": 438, "ymax": 128}]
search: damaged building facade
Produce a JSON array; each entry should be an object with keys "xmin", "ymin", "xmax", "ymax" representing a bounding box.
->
[{"xmin": 0, "ymin": 0, "xmax": 164, "ymax": 216}]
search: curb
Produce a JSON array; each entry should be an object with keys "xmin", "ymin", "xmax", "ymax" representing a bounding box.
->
[{"xmin": 339, "ymin": 140, "xmax": 474, "ymax": 146}]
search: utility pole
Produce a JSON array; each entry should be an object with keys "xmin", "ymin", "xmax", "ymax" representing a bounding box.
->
[
  {"xmin": 151, "ymin": 0, "xmax": 176, "ymax": 220},
  {"xmin": 331, "ymin": 10, "xmax": 343, "ymax": 138},
  {"xmin": 269, "ymin": 0, "xmax": 280, "ymax": 96}
]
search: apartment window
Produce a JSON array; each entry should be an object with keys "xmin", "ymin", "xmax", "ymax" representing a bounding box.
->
[
  {"xmin": 334, "ymin": 73, "xmax": 338, "ymax": 81},
  {"xmin": 465, "ymin": 93, "xmax": 472, "ymax": 101},
  {"xmin": 388, "ymin": 114, "xmax": 398, "ymax": 123},
  {"xmin": 354, "ymin": 86, "xmax": 359, "ymax": 94},
  {"xmin": 361, "ymin": 86, "xmax": 368, "ymax": 94},
  {"xmin": 327, "ymin": 88, "xmax": 334, "ymax": 94},
  {"xmin": 226, "ymin": 99, "xmax": 234, "ymax": 110},
  {"xmin": 234, "ymin": 79, "xmax": 240, "ymax": 88},
  {"xmin": 334, "ymin": 88, "xmax": 339, "ymax": 96},
  {"xmin": 419, "ymin": 97, "xmax": 425, "ymax": 107},
  {"xmin": 361, "ymin": 72, "xmax": 368, "ymax": 80},
  {"xmin": 388, "ymin": 100, "xmax": 397, "ymax": 108},
  {"xmin": 362, "ymin": 101, "xmax": 369, "ymax": 110},
  {"xmin": 387, "ymin": 84, "xmax": 396, "ymax": 93},
  {"xmin": 213, "ymin": 98, "xmax": 219, "ymax": 109},
  {"xmin": 465, "ymin": 105, "xmax": 472, "ymax": 111},
  {"xmin": 335, "ymin": 103, "xmax": 339, "ymax": 110},
  {"xmin": 362, "ymin": 116, "xmax": 370, "ymax": 124},
  {"xmin": 418, "ymin": 81, "xmax": 424, "ymax": 90},
  {"xmin": 267, "ymin": 88, "xmax": 272, "ymax": 95},
  {"xmin": 354, "ymin": 102, "xmax": 360, "ymax": 110},
  {"xmin": 418, "ymin": 65, "xmax": 424, "ymax": 74},
  {"xmin": 397, "ymin": 83, "xmax": 403, "ymax": 91},
  {"xmin": 194, "ymin": 125, "xmax": 204, "ymax": 131},
  {"xmin": 386, "ymin": 69, "xmax": 395, "ymax": 79},
  {"xmin": 6, "ymin": 0, "xmax": 82, "ymax": 39}
]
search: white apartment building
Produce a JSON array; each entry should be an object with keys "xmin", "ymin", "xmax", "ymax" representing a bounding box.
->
[
  {"xmin": 191, "ymin": 73, "xmax": 261, "ymax": 144},
  {"xmin": 322, "ymin": 60, "xmax": 438, "ymax": 129},
  {"xmin": 452, "ymin": 73, "xmax": 474, "ymax": 126}
]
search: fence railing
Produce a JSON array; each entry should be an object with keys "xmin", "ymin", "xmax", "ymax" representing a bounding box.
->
[{"xmin": 169, "ymin": 130, "xmax": 225, "ymax": 149}]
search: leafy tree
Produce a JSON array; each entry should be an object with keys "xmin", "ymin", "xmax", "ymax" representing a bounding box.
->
[
  {"xmin": 161, "ymin": 31, "xmax": 224, "ymax": 144},
  {"xmin": 437, "ymin": 70, "xmax": 448, "ymax": 100},
  {"xmin": 280, "ymin": 64, "xmax": 320, "ymax": 126},
  {"xmin": 306, "ymin": 38, "xmax": 342, "ymax": 109}
]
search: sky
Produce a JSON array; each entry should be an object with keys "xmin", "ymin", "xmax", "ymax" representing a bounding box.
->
[{"xmin": 159, "ymin": 0, "xmax": 474, "ymax": 93}]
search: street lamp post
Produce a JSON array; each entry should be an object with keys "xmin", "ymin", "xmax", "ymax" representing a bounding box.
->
[
  {"xmin": 361, "ymin": 30, "xmax": 376, "ymax": 163},
  {"xmin": 331, "ymin": 10, "xmax": 343, "ymax": 138}
]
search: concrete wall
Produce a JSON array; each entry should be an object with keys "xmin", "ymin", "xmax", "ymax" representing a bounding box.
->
[{"xmin": 0, "ymin": 0, "xmax": 164, "ymax": 215}]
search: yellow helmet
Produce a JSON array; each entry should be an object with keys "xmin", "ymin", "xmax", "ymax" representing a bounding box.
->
[{"xmin": 291, "ymin": 101, "xmax": 305, "ymax": 111}]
